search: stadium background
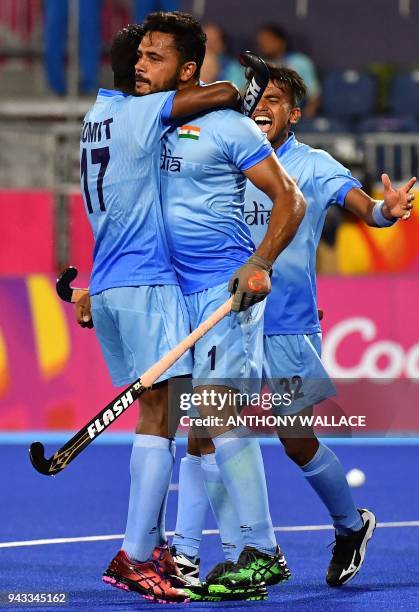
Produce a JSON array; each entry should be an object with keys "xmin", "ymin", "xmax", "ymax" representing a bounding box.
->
[{"xmin": 0, "ymin": 3, "xmax": 418, "ymax": 610}]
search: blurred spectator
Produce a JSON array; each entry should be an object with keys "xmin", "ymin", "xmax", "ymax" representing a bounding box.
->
[
  {"xmin": 256, "ymin": 24, "xmax": 320, "ymax": 117},
  {"xmin": 44, "ymin": 0, "xmax": 103, "ymax": 95},
  {"xmin": 200, "ymin": 23, "xmax": 246, "ymax": 89},
  {"xmin": 133, "ymin": 0, "xmax": 180, "ymax": 22}
]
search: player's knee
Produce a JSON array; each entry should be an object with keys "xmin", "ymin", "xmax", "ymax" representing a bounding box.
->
[
  {"xmin": 187, "ymin": 427, "xmax": 201, "ymax": 455},
  {"xmin": 280, "ymin": 437, "xmax": 319, "ymax": 467},
  {"xmin": 281, "ymin": 438, "xmax": 306, "ymax": 464},
  {"xmin": 187, "ymin": 426, "xmax": 214, "ymax": 456},
  {"xmin": 136, "ymin": 383, "xmax": 169, "ymax": 436},
  {"xmin": 199, "ymin": 436, "xmax": 215, "ymax": 455}
]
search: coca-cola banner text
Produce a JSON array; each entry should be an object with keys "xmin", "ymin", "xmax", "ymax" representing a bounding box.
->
[{"xmin": 319, "ymin": 276, "xmax": 419, "ymax": 380}]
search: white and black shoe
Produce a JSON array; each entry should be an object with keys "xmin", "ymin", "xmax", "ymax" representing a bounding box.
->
[
  {"xmin": 170, "ymin": 545, "xmax": 201, "ymax": 587},
  {"xmin": 326, "ymin": 508, "xmax": 376, "ymax": 587}
]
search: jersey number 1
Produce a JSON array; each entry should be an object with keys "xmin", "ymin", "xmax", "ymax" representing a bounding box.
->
[{"xmin": 81, "ymin": 146, "xmax": 110, "ymax": 214}]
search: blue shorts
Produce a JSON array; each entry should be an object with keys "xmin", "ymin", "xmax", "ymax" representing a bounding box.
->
[
  {"xmin": 185, "ymin": 283, "xmax": 264, "ymax": 394},
  {"xmin": 263, "ymin": 333, "xmax": 336, "ymax": 415},
  {"xmin": 91, "ymin": 285, "xmax": 193, "ymax": 387}
]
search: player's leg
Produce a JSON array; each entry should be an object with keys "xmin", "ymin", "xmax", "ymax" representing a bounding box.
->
[
  {"xmin": 92, "ymin": 286, "xmax": 192, "ymax": 602},
  {"xmin": 122, "ymin": 382, "xmax": 175, "ymax": 562},
  {"xmin": 178, "ymin": 426, "xmax": 272, "ymax": 601},
  {"xmin": 200, "ymin": 436, "xmax": 244, "ymax": 564},
  {"xmin": 186, "ymin": 284, "xmax": 289, "ymax": 593},
  {"xmin": 266, "ymin": 332, "xmax": 376, "ymax": 586},
  {"xmin": 130, "ymin": 385, "xmax": 190, "ymax": 590},
  {"xmin": 172, "ymin": 424, "xmax": 244, "ymax": 568},
  {"xmin": 280, "ymin": 429, "xmax": 375, "ymax": 586},
  {"xmin": 171, "ymin": 429, "xmax": 208, "ymax": 585},
  {"xmin": 172, "ymin": 426, "xmax": 248, "ymax": 592}
]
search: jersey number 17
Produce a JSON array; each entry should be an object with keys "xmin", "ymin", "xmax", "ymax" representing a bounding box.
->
[{"xmin": 80, "ymin": 146, "xmax": 110, "ymax": 214}]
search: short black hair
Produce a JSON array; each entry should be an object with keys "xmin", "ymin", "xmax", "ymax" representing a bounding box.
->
[
  {"xmin": 267, "ymin": 63, "xmax": 307, "ymax": 105},
  {"xmin": 257, "ymin": 24, "xmax": 289, "ymax": 45},
  {"xmin": 142, "ymin": 11, "xmax": 206, "ymax": 77},
  {"xmin": 110, "ymin": 24, "xmax": 143, "ymax": 90},
  {"xmin": 247, "ymin": 62, "xmax": 307, "ymax": 107}
]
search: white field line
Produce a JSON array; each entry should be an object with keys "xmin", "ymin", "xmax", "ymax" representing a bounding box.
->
[{"xmin": 1, "ymin": 521, "xmax": 418, "ymax": 549}]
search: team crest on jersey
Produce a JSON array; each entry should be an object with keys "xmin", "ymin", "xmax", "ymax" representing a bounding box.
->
[{"xmin": 178, "ymin": 125, "xmax": 200, "ymax": 140}]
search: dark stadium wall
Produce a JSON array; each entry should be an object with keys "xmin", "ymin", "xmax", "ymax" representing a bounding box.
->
[{"xmin": 182, "ymin": 0, "xmax": 418, "ymax": 71}]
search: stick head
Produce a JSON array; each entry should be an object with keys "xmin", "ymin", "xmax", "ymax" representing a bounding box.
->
[
  {"xmin": 29, "ymin": 442, "xmax": 55, "ymax": 476},
  {"xmin": 239, "ymin": 51, "xmax": 270, "ymax": 117},
  {"xmin": 239, "ymin": 51, "xmax": 269, "ymax": 76},
  {"xmin": 56, "ymin": 267, "xmax": 78, "ymax": 303}
]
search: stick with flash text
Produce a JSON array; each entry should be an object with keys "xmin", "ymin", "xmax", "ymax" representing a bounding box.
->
[{"xmin": 29, "ymin": 281, "xmax": 233, "ymax": 476}]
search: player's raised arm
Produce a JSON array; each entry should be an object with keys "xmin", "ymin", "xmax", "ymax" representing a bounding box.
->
[
  {"xmin": 343, "ymin": 173, "xmax": 416, "ymax": 227},
  {"xmin": 170, "ymin": 81, "xmax": 241, "ymax": 118},
  {"xmin": 244, "ymin": 153, "xmax": 306, "ymax": 261}
]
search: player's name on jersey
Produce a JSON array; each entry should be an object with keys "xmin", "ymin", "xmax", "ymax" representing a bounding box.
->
[
  {"xmin": 244, "ymin": 200, "xmax": 271, "ymax": 226},
  {"xmin": 81, "ymin": 118, "xmax": 113, "ymax": 143},
  {"xmin": 160, "ymin": 144, "xmax": 182, "ymax": 172}
]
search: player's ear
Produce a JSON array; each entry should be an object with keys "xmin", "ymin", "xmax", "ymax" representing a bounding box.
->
[
  {"xmin": 289, "ymin": 107, "xmax": 301, "ymax": 125},
  {"xmin": 179, "ymin": 61, "xmax": 198, "ymax": 84}
]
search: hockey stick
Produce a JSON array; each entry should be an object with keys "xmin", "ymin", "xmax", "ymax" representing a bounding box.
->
[
  {"xmin": 29, "ymin": 296, "xmax": 233, "ymax": 476},
  {"xmin": 56, "ymin": 266, "xmax": 88, "ymax": 303},
  {"xmin": 56, "ymin": 266, "xmax": 93, "ymax": 327},
  {"xmin": 239, "ymin": 51, "xmax": 270, "ymax": 117}
]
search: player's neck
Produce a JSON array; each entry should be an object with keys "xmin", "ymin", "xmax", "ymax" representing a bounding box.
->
[{"xmin": 271, "ymin": 129, "xmax": 290, "ymax": 151}]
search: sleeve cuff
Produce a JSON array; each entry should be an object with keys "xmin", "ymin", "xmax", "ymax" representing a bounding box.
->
[
  {"xmin": 239, "ymin": 143, "xmax": 273, "ymax": 172},
  {"xmin": 337, "ymin": 179, "xmax": 362, "ymax": 207}
]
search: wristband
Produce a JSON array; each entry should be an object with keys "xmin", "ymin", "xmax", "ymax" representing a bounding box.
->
[
  {"xmin": 372, "ymin": 201, "xmax": 398, "ymax": 227},
  {"xmin": 247, "ymin": 254, "xmax": 273, "ymax": 272}
]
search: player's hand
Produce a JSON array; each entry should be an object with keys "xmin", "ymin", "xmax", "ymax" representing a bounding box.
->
[
  {"xmin": 228, "ymin": 256, "xmax": 272, "ymax": 312},
  {"xmin": 382, "ymin": 173, "xmax": 416, "ymax": 221},
  {"xmin": 75, "ymin": 292, "xmax": 93, "ymax": 328}
]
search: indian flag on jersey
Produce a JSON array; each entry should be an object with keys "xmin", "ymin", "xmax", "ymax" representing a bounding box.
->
[{"xmin": 178, "ymin": 125, "xmax": 200, "ymax": 140}]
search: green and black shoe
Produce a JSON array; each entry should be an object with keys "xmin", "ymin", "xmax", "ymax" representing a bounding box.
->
[
  {"xmin": 207, "ymin": 546, "xmax": 291, "ymax": 591},
  {"xmin": 185, "ymin": 584, "xmax": 268, "ymax": 602},
  {"xmin": 185, "ymin": 561, "xmax": 268, "ymax": 601}
]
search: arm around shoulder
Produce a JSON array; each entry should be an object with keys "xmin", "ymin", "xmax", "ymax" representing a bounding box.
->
[{"xmin": 170, "ymin": 81, "xmax": 241, "ymax": 119}]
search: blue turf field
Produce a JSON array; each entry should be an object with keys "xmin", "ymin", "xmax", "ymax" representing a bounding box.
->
[{"xmin": 1, "ymin": 438, "xmax": 418, "ymax": 611}]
